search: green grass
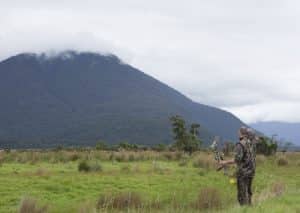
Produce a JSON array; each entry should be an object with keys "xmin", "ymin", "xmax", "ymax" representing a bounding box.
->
[{"xmin": 0, "ymin": 151, "xmax": 299, "ymax": 212}]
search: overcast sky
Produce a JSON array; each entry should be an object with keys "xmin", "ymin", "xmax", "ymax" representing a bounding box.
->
[{"xmin": 1, "ymin": 0, "xmax": 300, "ymax": 124}]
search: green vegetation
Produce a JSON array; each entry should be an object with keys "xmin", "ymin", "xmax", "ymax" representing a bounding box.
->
[
  {"xmin": 257, "ymin": 136, "xmax": 278, "ymax": 156},
  {"xmin": 0, "ymin": 149, "xmax": 299, "ymax": 212},
  {"xmin": 170, "ymin": 115, "xmax": 202, "ymax": 154}
]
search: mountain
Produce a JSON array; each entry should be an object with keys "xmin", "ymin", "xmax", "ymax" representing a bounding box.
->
[
  {"xmin": 0, "ymin": 51, "xmax": 245, "ymax": 148},
  {"xmin": 251, "ymin": 122, "xmax": 300, "ymax": 145}
]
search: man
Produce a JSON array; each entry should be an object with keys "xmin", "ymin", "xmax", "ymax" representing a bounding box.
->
[{"xmin": 219, "ymin": 127, "xmax": 256, "ymax": 205}]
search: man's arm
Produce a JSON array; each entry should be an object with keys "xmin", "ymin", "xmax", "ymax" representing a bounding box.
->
[
  {"xmin": 219, "ymin": 159, "xmax": 235, "ymax": 166},
  {"xmin": 219, "ymin": 143, "xmax": 244, "ymax": 166}
]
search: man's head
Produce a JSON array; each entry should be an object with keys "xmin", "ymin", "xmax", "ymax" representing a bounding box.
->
[
  {"xmin": 246, "ymin": 128, "xmax": 255, "ymax": 140},
  {"xmin": 239, "ymin": 126, "xmax": 248, "ymax": 139}
]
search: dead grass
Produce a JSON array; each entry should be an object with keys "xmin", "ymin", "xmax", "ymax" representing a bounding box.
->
[
  {"xmin": 97, "ymin": 191, "xmax": 143, "ymax": 209},
  {"xmin": 254, "ymin": 181, "xmax": 286, "ymax": 203},
  {"xmin": 256, "ymin": 154, "xmax": 266, "ymax": 165},
  {"xmin": 277, "ymin": 157, "xmax": 289, "ymax": 166},
  {"xmin": 191, "ymin": 187, "xmax": 222, "ymax": 210},
  {"xmin": 192, "ymin": 154, "xmax": 215, "ymax": 170},
  {"xmin": 271, "ymin": 182, "xmax": 286, "ymax": 196},
  {"xmin": 35, "ymin": 168, "xmax": 51, "ymax": 177},
  {"xmin": 19, "ymin": 197, "xmax": 48, "ymax": 213},
  {"xmin": 77, "ymin": 200, "xmax": 97, "ymax": 213}
]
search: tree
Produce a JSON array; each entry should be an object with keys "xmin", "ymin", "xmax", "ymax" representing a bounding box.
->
[
  {"xmin": 170, "ymin": 115, "xmax": 187, "ymax": 150},
  {"xmin": 256, "ymin": 136, "xmax": 277, "ymax": 156},
  {"xmin": 170, "ymin": 115, "xmax": 201, "ymax": 154}
]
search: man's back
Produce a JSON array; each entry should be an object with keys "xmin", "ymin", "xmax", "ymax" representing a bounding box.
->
[{"xmin": 235, "ymin": 138, "xmax": 256, "ymax": 177}]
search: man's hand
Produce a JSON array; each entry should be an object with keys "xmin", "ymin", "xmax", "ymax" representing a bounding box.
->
[
  {"xmin": 219, "ymin": 159, "xmax": 235, "ymax": 166},
  {"xmin": 219, "ymin": 160, "xmax": 227, "ymax": 166}
]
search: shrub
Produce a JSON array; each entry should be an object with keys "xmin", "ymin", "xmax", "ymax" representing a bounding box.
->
[
  {"xmin": 78, "ymin": 161, "xmax": 91, "ymax": 172},
  {"xmin": 78, "ymin": 161, "xmax": 102, "ymax": 172},
  {"xmin": 191, "ymin": 187, "xmax": 222, "ymax": 210},
  {"xmin": 277, "ymin": 157, "xmax": 288, "ymax": 166},
  {"xmin": 19, "ymin": 197, "xmax": 48, "ymax": 213},
  {"xmin": 257, "ymin": 137, "xmax": 277, "ymax": 156}
]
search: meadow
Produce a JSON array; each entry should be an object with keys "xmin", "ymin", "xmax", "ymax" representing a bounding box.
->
[{"xmin": 0, "ymin": 149, "xmax": 299, "ymax": 213}]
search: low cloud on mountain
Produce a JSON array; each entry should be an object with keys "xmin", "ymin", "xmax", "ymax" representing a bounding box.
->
[{"xmin": 1, "ymin": 0, "xmax": 300, "ymax": 123}]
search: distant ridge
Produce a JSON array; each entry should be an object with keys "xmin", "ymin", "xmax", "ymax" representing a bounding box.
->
[
  {"xmin": 0, "ymin": 51, "xmax": 245, "ymax": 148},
  {"xmin": 251, "ymin": 121, "xmax": 300, "ymax": 146}
]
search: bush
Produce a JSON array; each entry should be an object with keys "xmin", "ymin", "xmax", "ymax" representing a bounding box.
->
[
  {"xmin": 257, "ymin": 137, "xmax": 277, "ymax": 156},
  {"xmin": 78, "ymin": 161, "xmax": 91, "ymax": 172},
  {"xmin": 19, "ymin": 197, "xmax": 48, "ymax": 213},
  {"xmin": 78, "ymin": 161, "xmax": 102, "ymax": 172},
  {"xmin": 191, "ymin": 187, "xmax": 222, "ymax": 210}
]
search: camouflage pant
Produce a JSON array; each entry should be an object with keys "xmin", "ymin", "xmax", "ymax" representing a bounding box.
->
[{"xmin": 237, "ymin": 175, "xmax": 253, "ymax": 205}]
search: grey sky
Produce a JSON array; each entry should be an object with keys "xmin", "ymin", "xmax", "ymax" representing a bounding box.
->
[{"xmin": 1, "ymin": 0, "xmax": 300, "ymax": 123}]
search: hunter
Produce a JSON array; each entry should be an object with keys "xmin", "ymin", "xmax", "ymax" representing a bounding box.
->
[{"xmin": 219, "ymin": 127, "xmax": 256, "ymax": 205}]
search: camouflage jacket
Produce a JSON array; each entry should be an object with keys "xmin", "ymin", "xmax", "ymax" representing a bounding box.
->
[{"xmin": 234, "ymin": 138, "xmax": 256, "ymax": 177}]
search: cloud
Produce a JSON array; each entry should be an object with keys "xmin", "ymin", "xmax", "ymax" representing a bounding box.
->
[{"xmin": 1, "ymin": 0, "xmax": 300, "ymax": 123}]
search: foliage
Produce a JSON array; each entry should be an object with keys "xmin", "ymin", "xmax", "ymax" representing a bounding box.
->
[
  {"xmin": 78, "ymin": 161, "xmax": 91, "ymax": 172},
  {"xmin": 257, "ymin": 137, "xmax": 278, "ymax": 156},
  {"xmin": 95, "ymin": 141, "xmax": 108, "ymax": 150},
  {"xmin": 118, "ymin": 141, "xmax": 138, "ymax": 150},
  {"xmin": 170, "ymin": 115, "xmax": 202, "ymax": 154},
  {"xmin": 152, "ymin": 143, "xmax": 167, "ymax": 152},
  {"xmin": 78, "ymin": 161, "xmax": 102, "ymax": 172}
]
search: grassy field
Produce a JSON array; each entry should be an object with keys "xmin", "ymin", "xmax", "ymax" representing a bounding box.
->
[{"xmin": 0, "ymin": 150, "xmax": 299, "ymax": 212}]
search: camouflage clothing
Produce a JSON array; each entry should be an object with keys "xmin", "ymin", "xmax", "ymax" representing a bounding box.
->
[
  {"xmin": 234, "ymin": 137, "xmax": 256, "ymax": 205},
  {"xmin": 234, "ymin": 138, "xmax": 256, "ymax": 177},
  {"xmin": 237, "ymin": 176, "xmax": 253, "ymax": 205}
]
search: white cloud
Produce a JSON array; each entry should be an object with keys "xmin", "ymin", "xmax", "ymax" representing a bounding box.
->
[{"xmin": 1, "ymin": 0, "xmax": 300, "ymax": 123}]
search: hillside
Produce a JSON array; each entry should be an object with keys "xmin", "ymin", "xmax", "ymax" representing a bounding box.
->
[{"xmin": 0, "ymin": 51, "xmax": 245, "ymax": 148}]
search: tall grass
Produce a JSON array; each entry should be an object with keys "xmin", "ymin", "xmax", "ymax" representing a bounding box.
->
[
  {"xmin": 19, "ymin": 197, "xmax": 47, "ymax": 213},
  {"xmin": 97, "ymin": 191, "xmax": 143, "ymax": 210}
]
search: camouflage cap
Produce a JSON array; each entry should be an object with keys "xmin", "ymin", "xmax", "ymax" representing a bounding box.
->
[
  {"xmin": 246, "ymin": 128, "xmax": 255, "ymax": 140},
  {"xmin": 239, "ymin": 126, "xmax": 248, "ymax": 137}
]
